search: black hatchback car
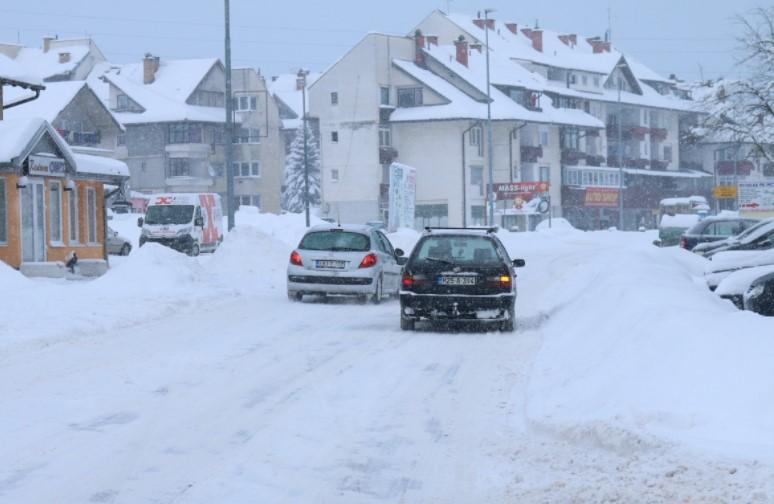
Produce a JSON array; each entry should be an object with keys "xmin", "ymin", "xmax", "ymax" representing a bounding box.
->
[
  {"xmin": 679, "ymin": 217, "xmax": 759, "ymax": 251},
  {"xmin": 399, "ymin": 228, "xmax": 525, "ymax": 331}
]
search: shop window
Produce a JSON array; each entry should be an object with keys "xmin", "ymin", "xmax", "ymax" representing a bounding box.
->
[
  {"xmin": 68, "ymin": 188, "xmax": 79, "ymax": 244},
  {"xmin": 87, "ymin": 188, "xmax": 97, "ymax": 244},
  {"xmin": 49, "ymin": 181, "xmax": 63, "ymax": 244},
  {"xmin": 0, "ymin": 178, "xmax": 6, "ymax": 243}
]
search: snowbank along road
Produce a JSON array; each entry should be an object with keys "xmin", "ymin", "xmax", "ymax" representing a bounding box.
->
[{"xmin": 1, "ymin": 211, "xmax": 773, "ymax": 503}]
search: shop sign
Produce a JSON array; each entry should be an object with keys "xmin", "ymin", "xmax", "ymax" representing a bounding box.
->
[
  {"xmin": 495, "ymin": 181, "xmax": 549, "ymax": 200},
  {"xmin": 713, "ymin": 186, "xmax": 737, "ymax": 199},
  {"xmin": 585, "ymin": 188, "xmax": 619, "ymax": 207},
  {"xmin": 28, "ymin": 155, "xmax": 66, "ymax": 177},
  {"xmin": 739, "ymin": 181, "xmax": 774, "ymax": 211}
]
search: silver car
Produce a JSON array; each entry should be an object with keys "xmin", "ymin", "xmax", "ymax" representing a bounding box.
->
[
  {"xmin": 287, "ymin": 224, "xmax": 406, "ymax": 303},
  {"xmin": 107, "ymin": 226, "xmax": 132, "ymax": 256}
]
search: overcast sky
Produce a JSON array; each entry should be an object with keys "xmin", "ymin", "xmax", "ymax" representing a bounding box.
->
[{"xmin": 0, "ymin": 0, "xmax": 762, "ymax": 81}]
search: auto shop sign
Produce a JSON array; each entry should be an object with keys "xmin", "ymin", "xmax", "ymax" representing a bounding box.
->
[
  {"xmin": 494, "ymin": 181, "xmax": 549, "ymax": 200},
  {"xmin": 739, "ymin": 181, "xmax": 774, "ymax": 211},
  {"xmin": 585, "ymin": 187, "xmax": 619, "ymax": 207}
]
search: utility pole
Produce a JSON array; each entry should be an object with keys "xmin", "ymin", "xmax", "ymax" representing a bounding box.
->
[
  {"xmin": 297, "ymin": 69, "xmax": 310, "ymax": 227},
  {"xmin": 617, "ymin": 75, "xmax": 624, "ymax": 230},
  {"xmin": 224, "ymin": 0, "xmax": 235, "ymax": 230},
  {"xmin": 484, "ymin": 8, "xmax": 496, "ymax": 227}
]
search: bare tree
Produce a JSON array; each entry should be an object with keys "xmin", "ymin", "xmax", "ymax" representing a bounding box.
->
[{"xmin": 696, "ymin": 7, "xmax": 773, "ymax": 162}]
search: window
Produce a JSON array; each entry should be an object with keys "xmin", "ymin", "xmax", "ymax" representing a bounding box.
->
[
  {"xmin": 663, "ymin": 146, "xmax": 673, "ymax": 163},
  {"xmin": 234, "ymin": 127, "xmax": 260, "ymax": 144},
  {"xmin": 86, "ymin": 187, "xmax": 97, "ymax": 244},
  {"xmin": 239, "ymin": 195, "xmax": 261, "ymax": 208},
  {"xmin": 234, "ymin": 161, "xmax": 260, "ymax": 177},
  {"xmin": 168, "ymin": 123, "xmax": 202, "ymax": 144},
  {"xmin": 539, "ymin": 129, "xmax": 549, "ymax": 147},
  {"xmin": 193, "ymin": 90, "xmax": 224, "ymax": 107},
  {"xmin": 582, "ymin": 75, "xmax": 588, "ymax": 86},
  {"xmin": 593, "ymin": 76, "xmax": 600, "ymax": 87},
  {"xmin": 300, "ymin": 231, "xmax": 370, "ymax": 251},
  {"xmin": 470, "ymin": 166, "xmax": 484, "ymax": 196},
  {"xmin": 48, "ymin": 181, "xmax": 63, "ymax": 244},
  {"xmin": 68, "ymin": 188, "xmax": 79, "ymax": 244},
  {"xmin": 562, "ymin": 128, "xmax": 579, "ymax": 150},
  {"xmin": 380, "ymin": 86, "xmax": 390, "ymax": 106},
  {"xmin": 764, "ymin": 163, "xmax": 774, "ymax": 177},
  {"xmin": 471, "ymin": 206, "xmax": 485, "ymax": 226},
  {"xmin": 331, "ymin": 169, "xmax": 339, "ymax": 182},
  {"xmin": 117, "ymin": 133, "xmax": 126, "ymax": 146},
  {"xmin": 521, "ymin": 164, "xmax": 535, "ymax": 182},
  {"xmin": 0, "ymin": 178, "xmax": 5, "ymax": 243},
  {"xmin": 233, "ymin": 95, "xmax": 257, "ymax": 111},
  {"xmin": 379, "ymin": 126, "xmax": 391, "ymax": 147},
  {"xmin": 115, "ymin": 93, "xmax": 141, "ymax": 112},
  {"xmin": 168, "ymin": 158, "xmax": 192, "ymax": 177},
  {"xmin": 397, "ymin": 87, "xmax": 423, "ymax": 107},
  {"xmin": 240, "ymin": 96, "xmax": 249, "ymax": 111},
  {"xmin": 331, "ymin": 92, "xmax": 338, "ymax": 105},
  {"xmin": 414, "ymin": 204, "xmax": 448, "ymax": 229},
  {"xmin": 470, "ymin": 127, "xmax": 483, "ymax": 157},
  {"xmin": 539, "ymin": 166, "xmax": 550, "ymax": 182},
  {"xmin": 331, "ymin": 131, "xmax": 339, "ymax": 143}
]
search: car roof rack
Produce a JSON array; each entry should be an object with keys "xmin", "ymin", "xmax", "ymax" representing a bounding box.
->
[{"xmin": 424, "ymin": 226, "xmax": 499, "ymax": 234}]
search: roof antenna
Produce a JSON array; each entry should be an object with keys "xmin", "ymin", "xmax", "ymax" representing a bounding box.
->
[
  {"xmin": 607, "ymin": 5, "xmax": 613, "ymax": 43},
  {"xmin": 535, "ymin": 19, "xmax": 539, "ymax": 29}
]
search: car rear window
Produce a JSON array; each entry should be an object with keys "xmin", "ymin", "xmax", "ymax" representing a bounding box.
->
[
  {"xmin": 414, "ymin": 235, "xmax": 502, "ymax": 264},
  {"xmin": 299, "ymin": 231, "xmax": 370, "ymax": 251}
]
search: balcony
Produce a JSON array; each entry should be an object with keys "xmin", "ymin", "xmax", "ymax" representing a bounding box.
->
[
  {"xmin": 520, "ymin": 145, "xmax": 543, "ymax": 163},
  {"xmin": 624, "ymin": 158, "xmax": 651, "ymax": 169},
  {"xmin": 585, "ymin": 155, "xmax": 606, "ymax": 167},
  {"xmin": 57, "ymin": 128, "xmax": 101, "ymax": 147},
  {"xmin": 716, "ymin": 160, "xmax": 754, "ymax": 176},
  {"xmin": 561, "ymin": 148, "xmax": 586, "ymax": 165},
  {"xmin": 650, "ymin": 127, "xmax": 668, "ymax": 141},
  {"xmin": 624, "ymin": 126, "xmax": 650, "ymax": 141},
  {"xmin": 379, "ymin": 146, "xmax": 398, "ymax": 165},
  {"xmin": 650, "ymin": 160, "xmax": 670, "ymax": 170}
]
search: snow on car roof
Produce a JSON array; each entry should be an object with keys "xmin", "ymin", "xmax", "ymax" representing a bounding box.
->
[
  {"xmin": 707, "ymin": 248, "xmax": 774, "ymax": 275},
  {"xmin": 715, "ymin": 264, "xmax": 774, "ymax": 297}
]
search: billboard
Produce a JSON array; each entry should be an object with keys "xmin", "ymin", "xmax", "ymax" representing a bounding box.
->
[
  {"xmin": 739, "ymin": 181, "xmax": 774, "ymax": 211},
  {"xmin": 494, "ymin": 181, "xmax": 549, "ymax": 200},
  {"xmin": 388, "ymin": 163, "xmax": 416, "ymax": 232},
  {"xmin": 585, "ymin": 188, "xmax": 619, "ymax": 207}
]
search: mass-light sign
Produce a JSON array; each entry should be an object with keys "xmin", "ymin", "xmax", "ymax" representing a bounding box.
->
[
  {"xmin": 494, "ymin": 181, "xmax": 549, "ymax": 200},
  {"xmin": 739, "ymin": 181, "xmax": 774, "ymax": 211},
  {"xmin": 28, "ymin": 155, "xmax": 66, "ymax": 177},
  {"xmin": 388, "ymin": 163, "xmax": 416, "ymax": 232}
]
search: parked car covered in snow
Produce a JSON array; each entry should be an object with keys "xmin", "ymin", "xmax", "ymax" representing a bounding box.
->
[
  {"xmin": 287, "ymin": 224, "xmax": 405, "ymax": 302},
  {"xmin": 106, "ymin": 227, "xmax": 132, "ymax": 256},
  {"xmin": 399, "ymin": 227, "xmax": 525, "ymax": 331},
  {"xmin": 715, "ymin": 265, "xmax": 774, "ymax": 312},
  {"xmin": 704, "ymin": 248, "xmax": 774, "ymax": 291},
  {"xmin": 138, "ymin": 193, "xmax": 223, "ymax": 256},
  {"xmin": 701, "ymin": 219, "xmax": 774, "ymax": 259},
  {"xmin": 693, "ymin": 218, "xmax": 774, "ymax": 257},
  {"xmin": 679, "ymin": 217, "xmax": 758, "ymax": 251}
]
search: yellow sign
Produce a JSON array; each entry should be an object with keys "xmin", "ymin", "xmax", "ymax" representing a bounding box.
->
[{"xmin": 714, "ymin": 186, "xmax": 737, "ymax": 199}]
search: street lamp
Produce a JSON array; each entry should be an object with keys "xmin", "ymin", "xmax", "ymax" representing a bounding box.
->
[
  {"xmin": 484, "ymin": 8, "xmax": 496, "ymax": 227},
  {"xmin": 224, "ymin": 0, "xmax": 235, "ymax": 231},
  {"xmin": 297, "ymin": 69, "xmax": 310, "ymax": 227},
  {"xmin": 615, "ymin": 63, "xmax": 626, "ymax": 231}
]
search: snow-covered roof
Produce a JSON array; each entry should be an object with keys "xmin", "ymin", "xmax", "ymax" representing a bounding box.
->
[
  {"xmin": 1, "ymin": 81, "xmax": 86, "ymax": 121},
  {"xmin": 102, "ymin": 58, "xmax": 230, "ymax": 124},
  {"xmin": 269, "ymin": 72, "xmax": 321, "ymax": 127},
  {"xmin": 10, "ymin": 44, "xmax": 90, "ymax": 81},
  {"xmin": 0, "ymin": 117, "xmax": 51, "ymax": 163},
  {"xmin": 390, "ymin": 58, "xmax": 603, "ymax": 128},
  {"xmin": 73, "ymin": 153, "xmax": 129, "ymax": 178},
  {"xmin": 0, "ymin": 53, "xmax": 42, "ymax": 87}
]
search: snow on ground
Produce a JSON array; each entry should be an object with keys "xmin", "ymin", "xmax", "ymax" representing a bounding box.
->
[{"xmin": 2, "ymin": 213, "xmax": 774, "ymax": 502}]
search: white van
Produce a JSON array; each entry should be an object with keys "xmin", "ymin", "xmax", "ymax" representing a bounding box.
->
[{"xmin": 138, "ymin": 193, "xmax": 223, "ymax": 256}]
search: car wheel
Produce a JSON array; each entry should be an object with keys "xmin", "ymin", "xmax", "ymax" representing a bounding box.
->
[
  {"xmin": 188, "ymin": 243, "xmax": 200, "ymax": 257},
  {"xmin": 288, "ymin": 291, "xmax": 303, "ymax": 302},
  {"xmin": 500, "ymin": 304, "xmax": 515, "ymax": 332},
  {"xmin": 120, "ymin": 243, "xmax": 131, "ymax": 256},
  {"xmin": 371, "ymin": 275, "xmax": 383, "ymax": 304},
  {"xmin": 400, "ymin": 317, "xmax": 415, "ymax": 331}
]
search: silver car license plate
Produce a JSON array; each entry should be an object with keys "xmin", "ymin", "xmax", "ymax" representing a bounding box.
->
[
  {"xmin": 317, "ymin": 260, "xmax": 345, "ymax": 269},
  {"xmin": 439, "ymin": 276, "xmax": 476, "ymax": 286}
]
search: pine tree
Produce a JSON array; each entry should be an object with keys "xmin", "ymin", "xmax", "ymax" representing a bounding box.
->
[{"xmin": 281, "ymin": 123, "xmax": 321, "ymax": 213}]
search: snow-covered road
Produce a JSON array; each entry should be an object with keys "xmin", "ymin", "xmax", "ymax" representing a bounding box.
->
[{"xmin": 2, "ymin": 214, "xmax": 774, "ymax": 502}]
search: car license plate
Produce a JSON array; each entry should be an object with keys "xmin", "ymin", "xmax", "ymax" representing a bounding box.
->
[
  {"xmin": 439, "ymin": 276, "xmax": 476, "ymax": 286},
  {"xmin": 317, "ymin": 260, "xmax": 345, "ymax": 269}
]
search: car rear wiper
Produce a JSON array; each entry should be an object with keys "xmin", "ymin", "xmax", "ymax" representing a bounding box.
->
[{"xmin": 426, "ymin": 257, "xmax": 455, "ymax": 266}]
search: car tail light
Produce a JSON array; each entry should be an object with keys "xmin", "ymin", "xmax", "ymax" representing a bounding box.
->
[
  {"xmin": 402, "ymin": 272, "xmax": 414, "ymax": 289},
  {"xmin": 488, "ymin": 275, "xmax": 512, "ymax": 289},
  {"xmin": 290, "ymin": 250, "xmax": 303, "ymax": 266},
  {"xmin": 359, "ymin": 253, "xmax": 377, "ymax": 269},
  {"xmin": 679, "ymin": 237, "xmax": 687, "ymax": 249}
]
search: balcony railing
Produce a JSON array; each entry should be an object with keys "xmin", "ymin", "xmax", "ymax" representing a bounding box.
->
[
  {"xmin": 650, "ymin": 127, "xmax": 668, "ymax": 141},
  {"xmin": 57, "ymin": 128, "xmax": 101, "ymax": 146},
  {"xmin": 716, "ymin": 160, "xmax": 754, "ymax": 176},
  {"xmin": 624, "ymin": 158, "xmax": 651, "ymax": 169},
  {"xmin": 585, "ymin": 155, "xmax": 606, "ymax": 167},
  {"xmin": 650, "ymin": 160, "xmax": 669, "ymax": 170},
  {"xmin": 561, "ymin": 148, "xmax": 586, "ymax": 164}
]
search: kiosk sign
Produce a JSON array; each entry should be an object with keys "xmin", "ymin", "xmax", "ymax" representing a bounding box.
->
[{"xmin": 29, "ymin": 155, "xmax": 66, "ymax": 177}]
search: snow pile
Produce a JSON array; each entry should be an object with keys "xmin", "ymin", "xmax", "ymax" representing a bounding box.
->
[
  {"xmin": 386, "ymin": 227, "xmax": 421, "ymax": 255},
  {"xmin": 518, "ymin": 230, "xmax": 774, "ymax": 458},
  {"xmin": 233, "ymin": 208, "xmax": 324, "ymax": 248},
  {"xmin": 0, "ymin": 259, "xmax": 30, "ymax": 291},
  {"xmin": 535, "ymin": 217, "xmax": 578, "ymax": 233}
]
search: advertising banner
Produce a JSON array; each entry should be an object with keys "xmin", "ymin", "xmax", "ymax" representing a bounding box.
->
[
  {"xmin": 388, "ymin": 163, "xmax": 416, "ymax": 232},
  {"xmin": 584, "ymin": 188, "xmax": 619, "ymax": 207},
  {"xmin": 29, "ymin": 155, "xmax": 66, "ymax": 177},
  {"xmin": 739, "ymin": 181, "xmax": 774, "ymax": 211},
  {"xmin": 494, "ymin": 181, "xmax": 549, "ymax": 200}
]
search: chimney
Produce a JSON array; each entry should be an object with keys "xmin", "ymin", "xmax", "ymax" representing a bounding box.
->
[
  {"xmin": 587, "ymin": 37, "xmax": 611, "ymax": 54},
  {"xmin": 522, "ymin": 28, "xmax": 543, "ymax": 52},
  {"xmin": 505, "ymin": 23, "xmax": 518, "ymax": 35},
  {"xmin": 426, "ymin": 35, "xmax": 438, "ymax": 46},
  {"xmin": 454, "ymin": 35, "xmax": 469, "ymax": 67},
  {"xmin": 558, "ymin": 34, "xmax": 577, "ymax": 47},
  {"xmin": 143, "ymin": 53, "xmax": 159, "ymax": 84},
  {"xmin": 58, "ymin": 52, "xmax": 71, "ymax": 64},
  {"xmin": 473, "ymin": 19, "xmax": 485, "ymax": 29},
  {"xmin": 414, "ymin": 30, "xmax": 426, "ymax": 67},
  {"xmin": 43, "ymin": 36, "xmax": 54, "ymax": 53}
]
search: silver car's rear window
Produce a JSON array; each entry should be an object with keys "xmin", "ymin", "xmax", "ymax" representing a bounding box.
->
[{"xmin": 299, "ymin": 231, "xmax": 370, "ymax": 252}]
